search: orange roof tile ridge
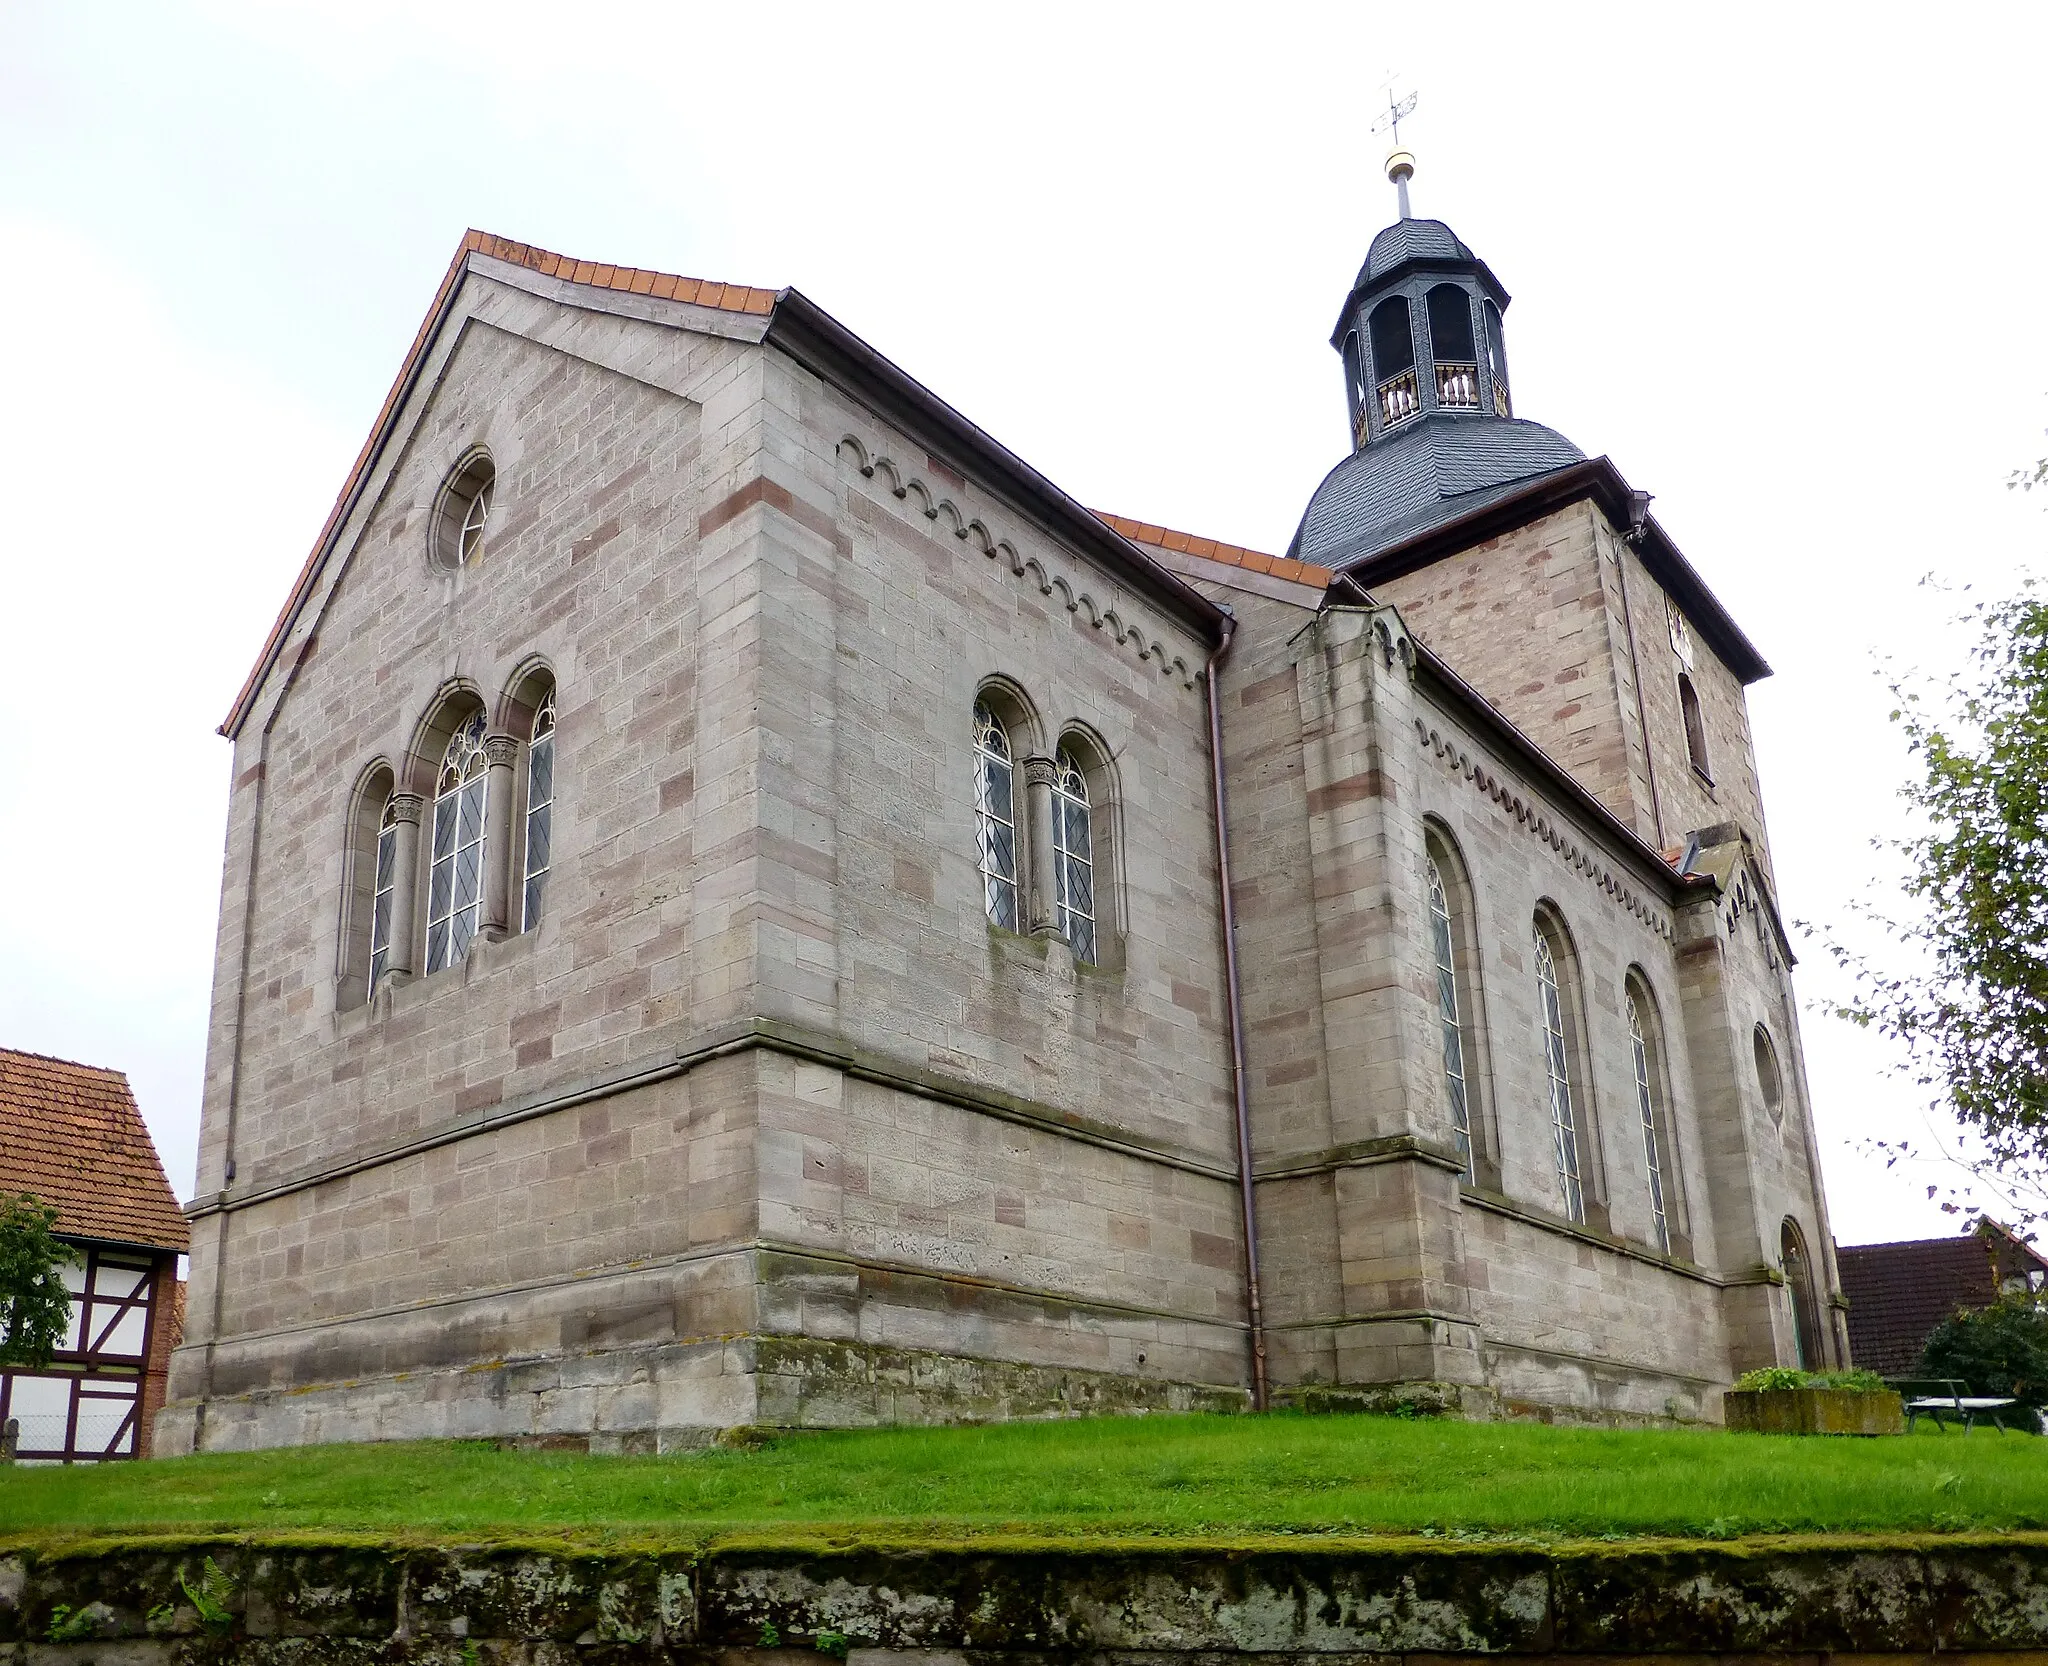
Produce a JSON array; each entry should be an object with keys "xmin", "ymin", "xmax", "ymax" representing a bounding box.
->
[
  {"xmin": 1094, "ymin": 510, "xmax": 1333, "ymax": 590},
  {"xmin": 220, "ymin": 230, "xmax": 782, "ymax": 738},
  {"xmin": 0, "ymin": 1044, "xmax": 127, "ymax": 1078}
]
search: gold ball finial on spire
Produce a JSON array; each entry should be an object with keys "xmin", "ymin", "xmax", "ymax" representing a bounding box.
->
[{"xmin": 1385, "ymin": 149, "xmax": 1416, "ymax": 220}]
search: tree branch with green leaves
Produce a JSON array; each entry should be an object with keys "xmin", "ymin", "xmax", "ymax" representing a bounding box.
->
[
  {"xmin": 1819, "ymin": 549, "xmax": 2048, "ymax": 1238},
  {"xmin": 0, "ymin": 1194, "xmax": 79, "ymax": 1369}
]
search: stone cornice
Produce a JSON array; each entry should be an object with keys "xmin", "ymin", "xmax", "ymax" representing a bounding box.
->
[
  {"xmin": 837, "ymin": 431, "xmax": 1203, "ymax": 690},
  {"xmin": 183, "ymin": 1017, "xmax": 1240, "ymax": 1221},
  {"xmin": 1415, "ymin": 715, "xmax": 1677, "ymax": 941},
  {"xmin": 768, "ymin": 286, "xmax": 1228, "ymax": 647}
]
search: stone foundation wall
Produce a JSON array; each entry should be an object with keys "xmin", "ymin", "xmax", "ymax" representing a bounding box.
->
[
  {"xmin": 6, "ymin": 1536, "xmax": 2048, "ymax": 1659},
  {"xmin": 160, "ymin": 1331, "xmax": 1245, "ymax": 1455}
]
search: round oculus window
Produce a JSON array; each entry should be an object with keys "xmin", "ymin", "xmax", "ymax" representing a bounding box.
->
[
  {"xmin": 433, "ymin": 453, "xmax": 496, "ymax": 568},
  {"xmin": 1753, "ymin": 1024, "xmax": 1784, "ymax": 1124}
]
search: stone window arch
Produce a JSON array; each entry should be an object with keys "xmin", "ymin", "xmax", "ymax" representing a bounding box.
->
[
  {"xmin": 1426, "ymin": 284, "xmax": 1478, "ymax": 408},
  {"xmin": 427, "ymin": 711, "xmax": 492, "ymax": 974},
  {"xmin": 1368, "ymin": 296, "xmax": 1418, "ymax": 428},
  {"xmin": 432, "ymin": 450, "xmax": 496, "ymax": 569},
  {"xmin": 1781, "ymin": 1217, "xmax": 1825, "ymax": 1369},
  {"xmin": 972, "ymin": 683, "xmax": 1038, "ymax": 932},
  {"xmin": 1342, "ymin": 330, "xmax": 1368, "ymax": 444},
  {"xmin": 339, "ymin": 761, "xmax": 411, "ymax": 1009},
  {"xmin": 500, "ymin": 662, "xmax": 559, "ymax": 935},
  {"xmin": 522, "ymin": 687, "xmax": 556, "ymax": 930},
  {"xmin": 1051, "ymin": 748, "xmax": 1096, "ymax": 964},
  {"xmin": 1679, "ymin": 672, "xmax": 1711, "ymax": 781},
  {"xmin": 1049, "ymin": 726, "xmax": 1121, "ymax": 969},
  {"xmin": 1624, "ymin": 971, "xmax": 1686, "ymax": 1256},
  {"xmin": 1532, "ymin": 905, "xmax": 1603, "ymax": 1227},
  {"xmin": 1483, "ymin": 299, "xmax": 1511, "ymax": 415},
  {"xmin": 1754, "ymin": 1023, "xmax": 1785, "ymax": 1125},
  {"xmin": 1423, "ymin": 821, "xmax": 1492, "ymax": 1183}
]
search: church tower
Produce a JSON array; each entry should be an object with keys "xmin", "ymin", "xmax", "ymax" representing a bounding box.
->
[{"xmin": 1290, "ymin": 153, "xmax": 1776, "ymax": 877}]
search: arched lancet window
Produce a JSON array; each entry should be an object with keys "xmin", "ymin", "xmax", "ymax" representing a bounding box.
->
[
  {"xmin": 1427, "ymin": 284, "xmax": 1479, "ymax": 409},
  {"xmin": 522, "ymin": 687, "xmax": 556, "ymax": 931},
  {"xmin": 340, "ymin": 765, "xmax": 398, "ymax": 1009},
  {"xmin": 1426, "ymin": 856, "xmax": 1474, "ymax": 1179},
  {"xmin": 1052, "ymin": 749, "xmax": 1096, "ymax": 965},
  {"xmin": 1342, "ymin": 330, "xmax": 1368, "ymax": 443},
  {"xmin": 1533, "ymin": 921, "xmax": 1586, "ymax": 1224},
  {"xmin": 1368, "ymin": 296, "xmax": 1417, "ymax": 428},
  {"xmin": 1679, "ymin": 673, "xmax": 1711, "ymax": 781},
  {"xmin": 1782, "ymin": 1218, "xmax": 1824, "ymax": 1369},
  {"xmin": 369, "ymin": 798, "xmax": 400, "ymax": 996},
  {"xmin": 427, "ymin": 712, "xmax": 490, "ymax": 974},
  {"xmin": 1484, "ymin": 299, "xmax": 1510, "ymax": 416},
  {"xmin": 1626, "ymin": 985, "xmax": 1673, "ymax": 1255},
  {"xmin": 973, "ymin": 702, "xmax": 1019, "ymax": 930}
]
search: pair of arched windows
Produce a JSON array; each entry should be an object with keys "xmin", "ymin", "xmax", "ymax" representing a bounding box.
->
[
  {"xmin": 351, "ymin": 679, "xmax": 556, "ymax": 1004},
  {"xmin": 973, "ymin": 698, "xmax": 1101, "ymax": 965},
  {"xmin": 1424, "ymin": 831, "xmax": 1682, "ymax": 1249}
]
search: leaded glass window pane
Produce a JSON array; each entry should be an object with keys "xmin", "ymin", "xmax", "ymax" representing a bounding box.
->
[
  {"xmin": 1427, "ymin": 860, "xmax": 1473, "ymax": 1179},
  {"xmin": 427, "ymin": 713, "xmax": 489, "ymax": 974},
  {"xmin": 523, "ymin": 688, "xmax": 555, "ymax": 931},
  {"xmin": 1052, "ymin": 751, "xmax": 1095, "ymax": 966},
  {"xmin": 1534, "ymin": 926, "xmax": 1585, "ymax": 1223},
  {"xmin": 459, "ymin": 471, "xmax": 493, "ymax": 563},
  {"xmin": 369, "ymin": 801, "xmax": 398, "ymax": 997},
  {"xmin": 973, "ymin": 703, "xmax": 1019, "ymax": 931},
  {"xmin": 1629, "ymin": 995, "xmax": 1671, "ymax": 1254}
]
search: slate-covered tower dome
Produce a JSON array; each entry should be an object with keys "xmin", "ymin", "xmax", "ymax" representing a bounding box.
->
[{"xmin": 1291, "ymin": 155, "xmax": 1586, "ymax": 571}]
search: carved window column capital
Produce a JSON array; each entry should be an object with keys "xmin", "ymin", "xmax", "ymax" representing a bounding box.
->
[
  {"xmin": 384, "ymin": 799, "xmax": 423, "ymax": 980},
  {"xmin": 482, "ymin": 733, "xmax": 522, "ymax": 771}
]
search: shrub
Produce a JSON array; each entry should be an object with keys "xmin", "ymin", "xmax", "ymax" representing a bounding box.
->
[
  {"xmin": 1733, "ymin": 1367, "xmax": 1888, "ymax": 1393},
  {"xmin": 1920, "ymin": 1296, "xmax": 2048, "ymax": 1408}
]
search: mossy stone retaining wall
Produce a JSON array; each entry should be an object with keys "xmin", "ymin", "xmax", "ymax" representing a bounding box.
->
[{"xmin": 5, "ymin": 1536, "xmax": 2048, "ymax": 1661}]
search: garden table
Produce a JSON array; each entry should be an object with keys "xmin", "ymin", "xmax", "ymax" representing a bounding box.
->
[{"xmin": 1893, "ymin": 1378, "xmax": 2019, "ymax": 1434}]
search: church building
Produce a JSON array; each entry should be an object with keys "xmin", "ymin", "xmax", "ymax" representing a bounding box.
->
[{"xmin": 162, "ymin": 155, "xmax": 1844, "ymax": 1451}]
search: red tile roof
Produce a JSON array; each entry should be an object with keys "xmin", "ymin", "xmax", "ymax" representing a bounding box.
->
[
  {"xmin": 220, "ymin": 231, "xmax": 780, "ymax": 739},
  {"xmin": 0, "ymin": 1048, "xmax": 189, "ymax": 1254},
  {"xmin": 1095, "ymin": 511, "xmax": 1333, "ymax": 590},
  {"xmin": 1837, "ymin": 1223, "xmax": 2048, "ymax": 1376}
]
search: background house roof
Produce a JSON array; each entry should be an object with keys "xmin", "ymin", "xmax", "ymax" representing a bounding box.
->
[
  {"xmin": 0, "ymin": 1047, "xmax": 190, "ymax": 1253},
  {"xmin": 1837, "ymin": 1224, "xmax": 2048, "ymax": 1376}
]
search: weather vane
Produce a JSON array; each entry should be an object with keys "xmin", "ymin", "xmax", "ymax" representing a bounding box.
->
[
  {"xmin": 1371, "ymin": 78, "xmax": 1420, "ymax": 219},
  {"xmin": 1371, "ymin": 78, "xmax": 1417, "ymax": 148}
]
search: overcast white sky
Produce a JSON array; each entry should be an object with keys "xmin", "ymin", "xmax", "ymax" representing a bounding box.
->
[{"xmin": 3, "ymin": 2, "xmax": 2045, "ymax": 1247}]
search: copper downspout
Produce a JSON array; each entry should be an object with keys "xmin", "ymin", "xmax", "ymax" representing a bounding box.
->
[{"xmin": 1205, "ymin": 614, "xmax": 1269, "ymax": 1410}]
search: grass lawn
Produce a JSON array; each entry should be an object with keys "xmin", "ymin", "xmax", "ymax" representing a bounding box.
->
[{"xmin": 5, "ymin": 1413, "xmax": 2047, "ymax": 1547}]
